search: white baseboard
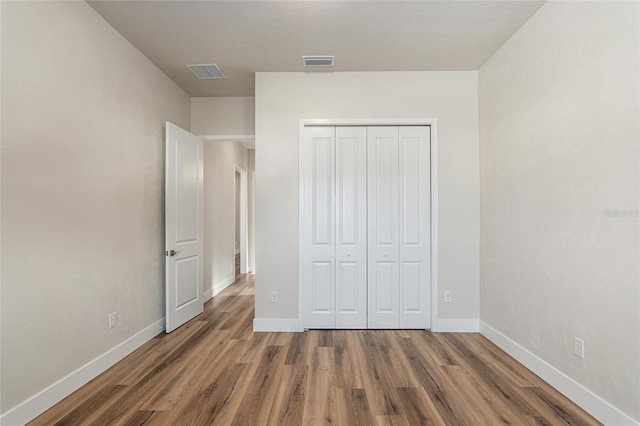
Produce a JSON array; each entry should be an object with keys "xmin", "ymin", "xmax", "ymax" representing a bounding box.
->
[
  {"xmin": 203, "ymin": 287, "xmax": 214, "ymax": 302},
  {"xmin": 211, "ymin": 275, "xmax": 235, "ymax": 298},
  {"xmin": 432, "ymin": 318, "xmax": 479, "ymax": 332},
  {"xmin": 0, "ymin": 318, "xmax": 165, "ymax": 426},
  {"xmin": 480, "ymin": 321, "xmax": 638, "ymax": 426},
  {"xmin": 253, "ymin": 318, "xmax": 302, "ymax": 332}
]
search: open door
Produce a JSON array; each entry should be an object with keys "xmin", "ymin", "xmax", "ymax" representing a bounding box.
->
[{"xmin": 165, "ymin": 122, "xmax": 204, "ymax": 333}]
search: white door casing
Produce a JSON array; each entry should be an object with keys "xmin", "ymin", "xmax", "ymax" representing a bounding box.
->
[{"xmin": 165, "ymin": 122, "xmax": 204, "ymax": 333}]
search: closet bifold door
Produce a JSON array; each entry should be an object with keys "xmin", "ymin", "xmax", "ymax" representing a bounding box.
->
[
  {"xmin": 335, "ymin": 127, "xmax": 367, "ymax": 329},
  {"xmin": 303, "ymin": 126, "xmax": 336, "ymax": 328},
  {"xmin": 367, "ymin": 126, "xmax": 431, "ymax": 329},
  {"xmin": 398, "ymin": 126, "xmax": 431, "ymax": 328},
  {"xmin": 367, "ymin": 126, "xmax": 400, "ymax": 328}
]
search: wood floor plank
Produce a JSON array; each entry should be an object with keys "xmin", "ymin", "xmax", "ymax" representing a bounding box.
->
[
  {"xmin": 283, "ymin": 331, "xmax": 308, "ymax": 365},
  {"xmin": 230, "ymin": 345, "xmax": 285, "ymax": 425},
  {"xmin": 139, "ymin": 333, "xmax": 239, "ymax": 411},
  {"xmin": 358, "ymin": 332, "xmax": 403, "ymax": 417},
  {"xmin": 164, "ymin": 362, "xmax": 249, "ymax": 425},
  {"xmin": 265, "ymin": 364, "xmax": 307, "ymax": 426},
  {"xmin": 334, "ymin": 331, "xmax": 366, "ymax": 389},
  {"xmin": 29, "ymin": 273, "xmax": 602, "ymax": 426},
  {"xmin": 121, "ymin": 410, "xmax": 160, "ymax": 426},
  {"xmin": 414, "ymin": 330, "xmax": 459, "ymax": 366},
  {"xmin": 336, "ymin": 388, "xmax": 374, "ymax": 426},
  {"xmin": 396, "ymin": 336, "xmax": 476, "ymax": 425},
  {"xmin": 394, "ymin": 386, "xmax": 446, "ymax": 426},
  {"xmin": 302, "ymin": 346, "xmax": 337, "ymax": 425},
  {"xmin": 440, "ymin": 364, "xmax": 521, "ymax": 425},
  {"xmin": 438, "ymin": 332, "xmax": 541, "ymax": 418},
  {"xmin": 521, "ymin": 386, "xmax": 597, "ymax": 426},
  {"xmin": 374, "ymin": 414, "xmax": 410, "ymax": 425},
  {"xmin": 50, "ymin": 385, "xmax": 127, "ymax": 426}
]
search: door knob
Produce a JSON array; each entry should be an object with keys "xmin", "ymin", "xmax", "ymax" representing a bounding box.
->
[
  {"xmin": 347, "ymin": 253, "xmax": 352, "ymax": 257},
  {"xmin": 384, "ymin": 252, "xmax": 388, "ymax": 257},
  {"xmin": 166, "ymin": 249, "xmax": 181, "ymax": 257}
]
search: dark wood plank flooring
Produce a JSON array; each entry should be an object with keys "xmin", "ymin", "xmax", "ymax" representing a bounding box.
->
[{"xmin": 30, "ymin": 274, "xmax": 601, "ymax": 425}]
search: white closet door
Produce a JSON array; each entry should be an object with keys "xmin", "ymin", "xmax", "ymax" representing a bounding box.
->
[
  {"xmin": 304, "ymin": 127, "xmax": 336, "ymax": 328},
  {"xmin": 335, "ymin": 127, "xmax": 367, "ymax": 328},
  {"xmin": 367, "ymin": 127, "xmax": 400, "ymax": 328},
  {"xmin": 399, "ymin": 126, "xmax": 431, "ymax": 328}
]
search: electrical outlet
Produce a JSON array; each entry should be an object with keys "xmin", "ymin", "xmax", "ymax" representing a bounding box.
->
[
  {"xmin": 108, "ymin": 312, "xmax": 117, "ymax": 329},
  {"xmin": 270, "ymin": 291, "xmax": 278, "ymax": 303},
  {"xmin": 444, "ymin": 291, "xmax": 452, "ymax": 303},
  {"xmin": 573, "ymin": 337, "xmax": 585, "ymax": 359}
]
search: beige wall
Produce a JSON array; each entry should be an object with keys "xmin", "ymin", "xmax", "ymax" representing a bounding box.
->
[
  {"xmin": 479, "ymin": 1, "xmax": 639, "ymax": 421},
  {"xmin": 191, "ymin": 97, "xmax": 255, "ymax": 135},
  {"xmin": 255, "ymin": 71, "xmax": 479, "ymax": 322},
  {"xmin": 203, "ymin": 141, "xmax": 249, "ymax": 295},
  {"xmin": 0, "ymin": 1, "xmax": 190, "ymax": 415}
]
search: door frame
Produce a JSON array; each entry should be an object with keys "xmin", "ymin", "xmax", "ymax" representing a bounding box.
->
[
  {"xmin": 234, "ymin": 164, "xmax": 249, "ymax": 274},
  {"xmin": 298, "ymin": 118, "xmax": 439, "ymax": 331}
]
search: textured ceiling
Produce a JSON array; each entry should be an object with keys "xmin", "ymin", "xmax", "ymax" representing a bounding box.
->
[{"xmin": 88, "ymin": 1, "xmax": 545, "ymax": 97}]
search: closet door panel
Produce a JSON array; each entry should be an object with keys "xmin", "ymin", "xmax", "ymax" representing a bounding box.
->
[
  {"xmin": 304, "ymin": 127, "xmax": 336, "ymax": 328},
  {"xmin": 399, "ymin": 126, "xmax": 431, "ymax": 328},
  {"xmin": 335, "ymin": 127, "xmax": 367, "ymax": 328},
  {"xmin": 367, "ymin": 126, "xmax": 400, "ymax": 329}
]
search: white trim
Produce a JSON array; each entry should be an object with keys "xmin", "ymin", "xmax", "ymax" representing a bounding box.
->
[
  {"xmin": 249, "ymin": 170, "xmax": 256, "ymax": 274},
  {"xmin": 0, "ymin": 319, "xmax": 165, "ymax": 426},
  {"xmin": 480, "ymin": 321, "xmax": 639, "ymax": 426},
  {"xmin": 429, "ymin": 120, "xmax": 439, "ymax": 331},
  {"xmin": 299, "ymin": 118, "xmax": 437, "ymax": 126},
  {"xmin": 212, "ymin": 274, "xmax": 236, "ymax": 298},
  {"xmin": 432, "ymin": 318, "xmax": 479, "ymax": 332},
  {"xmin": 298, "ymin": 119, "xmax": 439, "ymax": 330},
  {"xmin": 204, "ymin": 287, "xmax": 214, "ymax": 302},
  {"xmin": 298, "ymin": 122, "xmax": 306, "ymax": 332},
  {"xmin": 253, "ymin": 318, "xmax": 303, "ymax": 332},
  {"xmin": 199, "ymin": 134, "xmax": 255, "ymax": 141}
]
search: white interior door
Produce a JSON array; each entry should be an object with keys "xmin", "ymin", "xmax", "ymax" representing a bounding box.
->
[
  {"xmin": 303, "ymin": 126, "xmax": 336, "ymax": 328},
  {"xmin": 335, "ymin": 127, "xmax": 367, "ymax": 328},
  {"xmin": 165, "ymin": 122, "xmax": 204, "ymax": 333},
  {"xmin": 367, "ymin": 127, "xmax": 400, "ymax": 328},
  {"xmin": 399, "ymin": 126, "xmax": 431, "ymax": 328}
]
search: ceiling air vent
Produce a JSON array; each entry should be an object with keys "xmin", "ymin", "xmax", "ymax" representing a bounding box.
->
[
  {"xmin": 187, "ymin": 64, "xmax": 225, "ymax": 79},
  {"xmin": 302, "ymin": 56, "xmax": 335, "ymax": 67}
]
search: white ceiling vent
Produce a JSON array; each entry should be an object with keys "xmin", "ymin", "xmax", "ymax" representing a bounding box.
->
[
  {"xmin": 302, "ymin": 56, "xmax": 335, "ymax": 67},
  {"xmin": 187, "ymin": 64, "xmax": 225, "ymax": 79}
]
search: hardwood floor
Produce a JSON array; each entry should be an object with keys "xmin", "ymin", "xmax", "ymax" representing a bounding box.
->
[{"xmin": 30, "ymin": 274, "xmax": 601, "ymax": 425}]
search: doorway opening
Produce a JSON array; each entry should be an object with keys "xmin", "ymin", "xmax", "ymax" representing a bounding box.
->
[{"xmin": 234, "ymin": 164, "xmax": 249, "ymax": 276}]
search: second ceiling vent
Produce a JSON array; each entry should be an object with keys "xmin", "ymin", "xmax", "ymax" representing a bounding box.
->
[
  {"xmin": 302, "ymin": 56, "xmax": 335, "ymax": 67},
  {"xmin": 187, "ymin": 64, "xmax": 225, "ymax": 79}
]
